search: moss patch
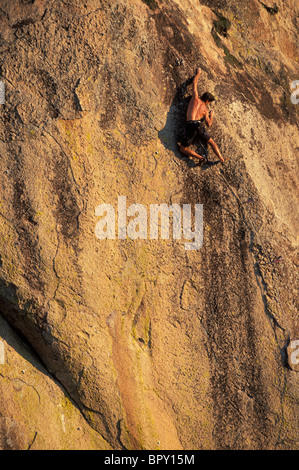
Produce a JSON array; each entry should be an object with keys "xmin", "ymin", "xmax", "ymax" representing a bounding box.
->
[
  {"xmin": 259, "ymin": 1, "xmax": 279, "ymax": 15},
  {"xmin": 211, "ymin": 27, "xmax": 243, "ymax": 69},
  {"xmin": 141, "ymin": 0, "xmax": 158, "ymax": 11},
  {"xmin": 213, "ymin": 13, "xmax": 231, "ymax": 37}
]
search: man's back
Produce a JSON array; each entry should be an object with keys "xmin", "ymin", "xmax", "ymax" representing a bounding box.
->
[{"xmin": 186, "ymin": 97, "xmax": 207, "ymax": 122}]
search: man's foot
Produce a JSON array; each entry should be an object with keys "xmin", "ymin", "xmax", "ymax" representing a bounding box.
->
[
  {"xmin": 179, "ymin": 144, "xmax": 205, "ymax": 162},
  {"xmin": 194, "ymin": 160, "xmax": 205, "ymax": 167},
  {"xmin": 218, "ymin": 155, "xmax": 229, "ymax": 163},
  {"xmin": 191, "ymin": 155, "xmax": 205, "ymax": 164}
]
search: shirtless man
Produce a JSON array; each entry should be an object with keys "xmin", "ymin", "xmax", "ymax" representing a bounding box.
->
[{"xmin": 178, "ymin": 68, "xmax": 226, "ymax": 163}]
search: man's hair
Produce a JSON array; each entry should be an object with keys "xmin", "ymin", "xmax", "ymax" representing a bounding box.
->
[{"xmin": 200, "ymin": 92, "xmax": 215, "ymax": 103}]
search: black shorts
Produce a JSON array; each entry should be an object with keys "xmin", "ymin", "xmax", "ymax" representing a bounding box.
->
[{"xmin": 179, "ymin": 120, "xmax": 211, "ymax": 147}]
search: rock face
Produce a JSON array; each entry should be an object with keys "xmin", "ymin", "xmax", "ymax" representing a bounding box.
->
[{"xmin": 0, "ymin": 0, "xmax": 298, "ymax": 450}]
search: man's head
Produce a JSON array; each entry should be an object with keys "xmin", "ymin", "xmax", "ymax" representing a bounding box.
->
[{"xmin": 200, "ymin": 92, "xmax": 216, "ymax": 105}]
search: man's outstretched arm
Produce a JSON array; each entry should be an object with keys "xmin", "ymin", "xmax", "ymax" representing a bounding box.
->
[{"xmin": 192, "ymin": 68, "xmax": 202, "ymax": 99}]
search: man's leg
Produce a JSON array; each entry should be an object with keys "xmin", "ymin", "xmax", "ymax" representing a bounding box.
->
[
  {"xmin": 179, "ymin": 144, "xmax": 205, "ymax": 162},
  {"xmin": 207, "ymin": 138, "xmax": 226, "ymax": 162}
]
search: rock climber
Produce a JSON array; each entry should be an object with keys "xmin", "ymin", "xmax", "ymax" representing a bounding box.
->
[{"xmin": 178, "ymin": 68, "xmax": 227, "ymax": 163}]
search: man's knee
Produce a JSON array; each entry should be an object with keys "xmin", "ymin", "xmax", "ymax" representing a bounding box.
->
[{"xmin": 179, "ymin": 144, "xmax": 188, "ymax": 152}]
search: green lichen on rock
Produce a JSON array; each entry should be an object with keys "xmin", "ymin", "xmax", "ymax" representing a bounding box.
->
[
  {"xmin": 210, "ymin": 10, "xmax": 243, "ymax": 69},
  {"xmin": 213, "ymin": 12, "xmax": 231, "ymax": 37},
  {"xmin": 211, "ymin": 25, "xmax": 243, "ymax": 69}
]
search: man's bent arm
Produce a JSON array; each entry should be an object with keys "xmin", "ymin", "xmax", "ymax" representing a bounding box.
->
[{"xmin": 205, "ymin": 110, "xmax": 214, "ymax": 127}]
